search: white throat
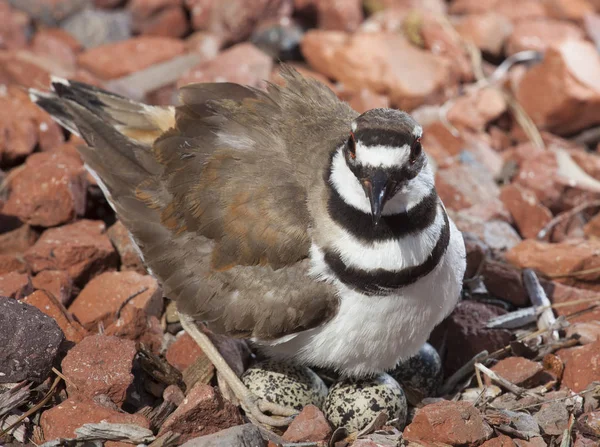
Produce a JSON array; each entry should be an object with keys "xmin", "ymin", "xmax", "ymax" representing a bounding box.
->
[{"xmin": 329, "ymin": 148, "xmax": 434, "ymax": 215}]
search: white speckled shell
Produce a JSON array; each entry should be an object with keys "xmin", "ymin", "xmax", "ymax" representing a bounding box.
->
[
  {"xmin": 241, "ymin": 360, "xmax": 328, "ymax": 410},
  {"xmin": 324, "ymin": 373, "xmax": 407, "ymax": 432}
]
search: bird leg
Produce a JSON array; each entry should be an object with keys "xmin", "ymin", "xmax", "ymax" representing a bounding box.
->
[{"xmin": 178, "ymin": 312, "xmax": 297, "ymax": 427}]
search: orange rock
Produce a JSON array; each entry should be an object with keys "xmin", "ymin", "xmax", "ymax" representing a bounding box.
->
[
  {"xmin": 78, "ymin": 36, "xmax": 186, "ymax": 80},
  {"xmin": 0, "ymin": 1, "xmax": 28, "ymax": 50},
  {"xmin": 129, "ymin": 0, "xmax": 189, "ymax": 38},
  {"xmin": 515, "ymin": 40, "xmax": 600, "ymax": 135},
  {"xmin": 448, "ymin": 87, "xmax": 507, "ymax": 133},
  {"xmin": 22, "ymin": 290, "xmax": 87, "ymax": 343},
  {"xmin": 301, "ymin": 30, "xmax": 456, "ymax": 110},
  {"xmin": 166, "ymin": 332, "xmax": 210, "ymax": 372},
  {"xmin": 70, "ymin": 270, "xmax": 163, "ymax": 329},
  {"xmin": 31, "ymin": 270, "xmax": 75, "ymax": 306},
  {"xmin": 546, "ymin": 0, "xmax": 595, "ymax": 22},
  {"xmin": 454, "ymin": 12, "xmax": 513, "ymax": 56},
  {"xmin": 283, "ymin": 404, "xmax": 332, "ymax": 443},
  {"xmin": 107, "ymin": 220, "xmax": 146, "ymax": 275},
  {"xmin": 0, "ymin": 222, "xmax": 39, "ymax": 255},
  {"xmin": 548, "ymin": 282, "xmax": 600, "ymax": 323},
  {"xmin": 488, "ymin": 357, "xmax": 544, "ymax": 387},
  {"xmin": 481, "ymin": 435, "xmax": 517, "ymax": 447},
  {"xmin": 0, "ymin": 272, "xmax": 33, "ymax": 299},
  {"xmin": 557, "ymin": 340, "xmax": 600, "ymax": 392},
  {"xmin": 506, "ymin": 18, "xmax": 585, "ymax": 55},
  {"xmin": 105, "ymin": 306, "xmax": 163, "ymax": 353},
  {"xmin": 500, "ymin": 184, "xmax": 553, "ymax": 239},
  {"xmin": 435, "ymin": 163, "xmax": 500, "ymax": 211},
  {"xmin": 31, "ymin": 28, "xmax": 81, "ymax": 71},
  {"xmin": 301, "ymin": 0, "xmax": 363, "ymax": 32}
]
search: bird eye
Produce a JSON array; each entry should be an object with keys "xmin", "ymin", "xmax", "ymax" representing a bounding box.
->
[
  {"xmin": 410, "ymin": 137, "xmax": 422, "ymax": 164},
  {"xmin": 347, "ymin": 132, "xmax": 356, "ymax": 160}
]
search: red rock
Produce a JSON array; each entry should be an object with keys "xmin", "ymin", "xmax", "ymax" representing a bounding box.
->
[
  {"xmin": 40, "ymin": 398, "xmax": 149, "ymax": 447},
  {"xmin": 546, "ymin": 0, "xmax": 595, "ymax": 21},
  {"xmin": 0, "ymin": 86, "xmax": 65, "ymax": 165},
  {"xmin": 567, "ymin": 321, "xmax": 600, "ymax": 344},
  {"xmin": 506, "ymin": 18, "xmax": 585, "ymax": 55},
  {"xmin": 450, "ymin": 0, "xmax": 547, "ymax": 23},
  {"xmin": 535, "ymin": 401, "xmax": 570, "ymax": 435},
  {"xmin": 0, "ymin": 222, "xmax": 39, "ymax": 255},
  {"xmin": 186, "ymin": 0, "xmax": 291, "ymax": 43},
  {"xmin": 515, "ymin": 40, "xmax": 600, "ymax": 135},
  {"xmin": 283, "ymin": 404, "xmax": 332, "ymax": 443},
  {"xmin": 489, "ymin": 357, "xmax": 544, "ymax": 387},
  {"xmin": 301, "ymin": 30, "xmax": 456, "ymax": 110},
  {"xmin": 164, "ymin": 384, "xmax": 185, "ymax": 406},
  {"xmin": 107, "ymin": 220, "xmax": 146, "ymax": 274},
  {"xmin": 403, "ymin": 400, "xmax": 493, "ymax": 445},
  {"xmin": 3, "ymin": 152, "xmax": 87, "ymax": 227},
  {"xmin": 159, "ymin": 384, "xmax": 243, "ymax": 442},
  {"xmin": 569, "ymin": 149, "xmax": 600, "ymax": 181},
  {"xmin": 449, "ymin": 0, "xmax": 501, "ymax": 14},
  {"xmin": 0, "ymin": 272, "xmax": 32, "ymax": 299},
  {"xmin": 443, "ymin": 301, "xmax": 512, "ymax": 375},
  {"xmin": 22, "ymin": 290, "xmax": 87, "ymax": 343},
  {"xmin": 514, "ymin": 438, "xmax": 548, "ymax": 447},
  {"xmin": 24, "ymin": 219, "xmax": 118, "ymax": 286},
  {"xmin": 549, "ymin": 282, "xmax": 600, "ymax": 324},
  {"xmin": 448, "ymin": 88, "xmax": 507, "ymax": 133},
  {"xmin": 78, "ymin": 36, "xmax": 186, "ymax": 80},
  {"xmin": 506, "ymin": 239, "xmax": 600, "ymax": 290},
  {"xmin": 61, "ymin": 335, "xmax": 137, "ymax": 406},
  {"xmin": 0, "ymin": 1, "xmax": 28, "ymax": 50},
  {"xmin": 339, "ymin": 88, "xmax": 390, "ymax": 114},
  {"xmin": 303, "ymin": 0, "xmax": 363, "ymax": 32},
  {"xmin": 453, "ymin": 214, "xmax": 521, "ymax": 252},
  {"xmin": 130, "ymin": 0, "xmax": 189, "ymax": 37},
  {"xmin": 178, "ymin": 42, "xmax": 272, "ymax": 88},
  {"xmin": 463, "ymin": 233, "xmax": 489, "ymax": 279},
  {"xmin": 32, "ymin": 270, "xmax": 75, "ymax": 306},
  {"xmin": 577, "ymin": 410, "xmax": 600, "ymax": 438},
  {"xmin": 481, "ymin": 260, "xmax": 530, "ymax": 307},
  {"xmin": 585, "ymin": 212, "xmax": 600, "ymax": 238},
  {"xmin": 513, "ymin": 151, "xmax": 564, "ymax": 211},
  {"xmin": 436, "ymin": 163, "xmax": 500, "ymax": 211},
  {"xmin": 500, "ymin": 184, "xmax": 553, "ymax": 239},
  {"xmin": 166, "ymin": 332, "xmax": 211, "ymax": 372},
  {"xmin": 454, "ymin": 12, "xmax": 513, "ymax": 56},
  {"xmin": 558, "ymin": 340, "xmax": 600, "ymax": 392},
  {"xmin": 0, "ymin": 50, "xmax": 50, "ymax": 89},
  {"xmin": 0, "ymin": 255, "xmax": 27, "ymax": 275},
  {"xmin": 31, "ymin": 28, "xmax": 81, "ymax": 71},
  {"xmin": 69, "ymin": 271, "xmax": 162, "ymax": 329},
  {"xmin": 105, "ymin": 306, "xmax": 163, "ymax": 353},
  {"xmin": 481, "ymin": 435, "xmax": 517, "ymax": 447}
]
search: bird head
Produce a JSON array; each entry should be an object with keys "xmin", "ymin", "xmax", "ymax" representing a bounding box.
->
[{"xmin": 340, "ymin": 109, "xmax": 426, "ymax": 225}]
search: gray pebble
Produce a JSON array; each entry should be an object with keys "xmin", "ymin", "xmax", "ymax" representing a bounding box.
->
[
  {"xmin": 324, "ymin": 373, "xmax": 407, "ymax": 432},
  {"xmin": 241, "ymin": 360, "xmax": 328, "ymax": 411}
]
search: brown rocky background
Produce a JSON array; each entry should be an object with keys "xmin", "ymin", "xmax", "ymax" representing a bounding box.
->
[{"xmin": 2, "ymin": 0, "xmax": 600, "ymax": 446}]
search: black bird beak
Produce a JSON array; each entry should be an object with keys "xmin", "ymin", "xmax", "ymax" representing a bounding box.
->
[{"xmin": 361, "ymin": 170, "xmax": 390, "ymax": 226}]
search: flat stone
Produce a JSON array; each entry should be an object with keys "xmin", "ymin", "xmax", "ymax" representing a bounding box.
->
[
  {"xmin": 69, "ymin": 270, "xmax": 162, "ymax": 329},
  {"xmin": 500, "ymin": 184, "xmax": 553, "ymax": 239},
  {"xmin": 61, "ymin": 7, "xmax": 132, "ymax": 49},
  {"xmin": 61, "ymin": 334, "xmax": 137, "ymax": 406},
  {"xmin": 566, "ymin": 321, "xmax": 600, "ymax": 344},
  {"xmin": 489, "ymin": 357, "xmax": 544, "ymax": 387},
  {"xmin": 0, "ymin": 272, "xmax": 33, "ymax": 299},
  {"xmin": 506, "ymin": 18, "xmax": 585, "ymax": 55},
  {"xmin": 24, "ymin": 219, "xmax": 118, "ymax": 286},
  {"xmin": 105, "ymin": 306, "xmax": 163, "ymax": 354},
  {"xmin": 0, "ymin": 297, "xmax": 64, "ymax": 383},
  {"xmin": 577, "ymin": 411, "xmax": 600, "ymax": 439},
  {"xmin": 0, "ymin": 220, "xmax": 39, "ymax": 256},
  {"xmin": 557, "ymin": 341, "xmax": 600, "ymax": 392},
  {"xmin": 166, "ymin": 332, "xmax": 211, "ymax": 372},
  {"xmin": 534, "ymin": 401, "xmax": 570, "ymax": 436},
  {"xmin": 107, "ymin": 220, "xmax": 146, "ymax": 274},
  {"xmin": 481, "ymin": 260, "xmax": 530, "ymax": 307},
  {"xmin": 22, "ymin": 290, "xmax": 87, "ymax": 343},
  {"xmin": 31, "ymin": 270, "xmax": 75, "ymax": 306},
  {"xmin": 436, "ymin": 163, "xmax": 500, "ymax": 211},
  {"xmin": 40, "ymin": 398, "xmax": 149, "ymax": 446},
  {"xmin": 282, "ymin": 405, "xmax": 332, "ymax": 443},
  {"xmin": 159, "ymin": 384, "xmax": 243, "ymax": 443},
  {"xmin": 403, "ymin": 400, "xmax": 493, "ymax": 445},
  {"xmin": 181, "ymin": 423, "xmax": 265, "ymax": 447},
  {"xmin": 481, "ymin": 435, "xmax": 517, "ymax": 447},
  {"xmin": 447, "ymin": 87, "xmax": 507, "ymax": 133},
  {"xmin": 453, "ymin": 12, "xmax": 513, "ymax": 56}
]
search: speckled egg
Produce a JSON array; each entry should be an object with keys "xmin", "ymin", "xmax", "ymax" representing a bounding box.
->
[
  {"xmin": 324, "ymin": 373, "xmax": 407, "ymax": 432},
  {"xmin": 241, "ymin": 360, "xmax": 328, "ymax": 410},
  {"xmin": 389, "ymin": 343, "xmax": 443, "ymax": 397}
]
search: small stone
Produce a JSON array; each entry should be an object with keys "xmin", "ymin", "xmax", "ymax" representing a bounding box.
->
[
  {"xmin": 22, "ymin": 290, "xmax": 87, "ymax": 344},
  {"xmin": 566, "ymin": 321, "xmax": 600, "ymax": 344},
  {"xmin": 574, "ymin": 435, "xmax": 599, "ymax": 447},
  {"xmin": 577, "ymin": 411, "xmax": 600, "ymax": 438},
  {"xmin": 130, "ymin": 0, "xmax": 189, "ymax": 38},
  {"xmin": 166, "ymin": 332, "xmax": 211, "ymax": 372},
  {"xmin": 3, "ymin": 152, "xmax": 87, "ymax": 227},
  {"xmin": 403, "ymin": 400, "xmax": 493, "ymax": 445},
  {"xmin": 514, "ymin": 438, "xmax": 548, "ymax": 447},
  {"xmin": 159, "ymin": 384, "xmax": 243, "ymax": 443},
  {"xmin": 0, "ymin": 272, "xmax": 33, "ymax": 300},
  {"xmin": 0, "ymin": 297, "xmax": 64, "ymax": 383},
  {"xmin": 0, "ymin": 219, "xmax": 39, "ymax": 255},
  {"xmin": 506, "ymin": 18, "xmax": 585, "ymax": 55},
  {"xmin": 550, "ymin": 282, "xmax": 600, "ymax": 324},
  {"xmin": 69, "ymin": 270, "xmax": 162, "ymax": 329},
  {"xmin": 557, "ymin": 341, "xmax": 600, "ymax": 392},
  {"xmin": 40, "ymin": 398, "xmax": 149, "ymax": 444},
  {"xmin": 283, "ymin": 405, "xmax": 332, "ymax": 443},
  {"xmin": 443, "ymin": 301, "xmax": 512, "ymax": 375},
  {"xmin": 61, "ymin": 7, "xmax": 132, "ymax": 49},
  {"xmin": 447, "ymin": 87, "xmax": 507, "ymax": 133},
  {"xmin": 534, "ymin": 401, "xmax": 570, "ymax": 436},
  {"xmin": 301, "ymin": 30, "xmax": 456, "ymax": 110},
  {"xmin": 164, "ymin": 384, "xmax": 186, "ymax": 406},
  {"xmin": 324, "ymin": 374, "xmax": 407, "ymax": 432},
  {"xmin": 242, "ymin": 360, "xmax": 328, "ymax": 411},
  {"xmin": 31, "ymin": 28, "xmax": 81, "ymax": 71},
  {"xmin": 546, "ymin": 0, "xmax": 595, "ymax": 22},
  {"xmin": 178, "ymin": 42, "xmax": 272, "ymax": 88},
  {"xmin": 78, "ymin": 36, "xmax": 186, "ymax": 80},
  {"xmin": 515, "ymin": 40, "xmax": 600, "ymax": 135},
  {"xmin": 481, "ymin": 435, "xmax": 517, "ymax": 447},
  {"xmin": 105, "ymin": 306, "xmax": 163, "ymax": 353},
  {"xmin": 61, "ymin": 334, "xmax": 137, "ymax": 406},
  {"xmin": 0, "ymin": 1, "xmax": 28, "ymax": 50},
  {"xmin": 453, "ymin": 12, "xmax": 513, "ymax": 57},
  {"xmin": 107, "ymin": 220, "xmax": 146, "ymax": 274},
  {"xmin": 389, "ymin": 343, "xmax": 443, "ymax": 398},
  {"xmin": 453, "ymin": 214, "xmax": 522, "ymax": 252},
  {"xmin": 500, "ymin": 184, "xmax": 553, "ymax": 239},
  {"xmin": 304, "ymin": 0, "xmax": 363, "ymax": 32},
  {"xmin": 489, "ymin": 357, "xmax": 544, "ymax": 387},
  {"xmin": 0, "ymin": 255, "xmax": 27, "ymax": 275},
  {"xmin": 32, "ymin": 270, "xmax": 75, "ymax": 306},
  {"xmin": 24, "ymin": 219, "xmax": 118, "ymax": 286},
  {"xmin": 180, "ymin": 423, "xmax": 265, "ymax": 447},
  {"xmin": 436, "ymin": 163, "xmax": 500, "ymax": 211},
  {"xmin": 481, "ymin": 260, "xmax": 530, "ymax": 307},
  {"xmin": 463, "ymin": 232, "xmax": 489, "ymax": 280}
]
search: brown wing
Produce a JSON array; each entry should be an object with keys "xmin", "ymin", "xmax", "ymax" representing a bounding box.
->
[{"xmin": 31, "ymin": 68, "xmax": 344, "ymax": 340}]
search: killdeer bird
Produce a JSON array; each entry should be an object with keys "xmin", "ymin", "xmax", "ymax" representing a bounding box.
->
[{"xmin": 30, "ymin": 67, "xmax": 466, "ymax": 426}]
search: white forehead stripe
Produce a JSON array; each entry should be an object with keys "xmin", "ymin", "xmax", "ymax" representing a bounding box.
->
[
  {"xmin": 412, "ymin": 124, "xmax": 423, "ymax": 137},
  {"xmin": 355, "ymin": 142, "xmax": 410, "ymax": 167},
  {"xmin": 351, "ymin": 121, "xmax": 357, "ymax": 132}
]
